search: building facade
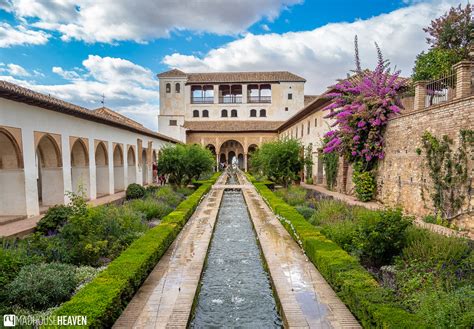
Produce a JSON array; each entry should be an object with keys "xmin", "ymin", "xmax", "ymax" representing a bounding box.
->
[
  {"xmin": 0, "ymin": 81, "xmax": 178, "ymax": 219},
  {"xmin": 157, "ymin": 69, "xmax": 315, "ymax": 170}
]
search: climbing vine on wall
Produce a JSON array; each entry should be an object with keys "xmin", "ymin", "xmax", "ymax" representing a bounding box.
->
[
  {"xmin": 321, "ymin": 137, "xmax": 339, "ymax": 190},
  {"xmin": 305, "ymin": 144, "xmax": 313, "ymax": 184},
  {"xmin": 418, "ymin": 130, "xmax": 473, "ymax": 219}
]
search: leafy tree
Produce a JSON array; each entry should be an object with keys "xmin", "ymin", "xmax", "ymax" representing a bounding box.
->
[
  {"xmin": 157, "ymin": 144, "xmax": 214, "ymax": 186},
  {"xmin": 321, "ymin": 137, "xmax": 339, "ymax": 190},
  {"xmin": 413, "ymin": 4, "xmax": 473, "ymax": 80},
  {"xmin": 250, "ymin": 138, "xmax": 307, "ymax": 187},
  {"xmin": 424, "ymin": 4, "xmax": 473, "ymax": 58},
  {"xmin": 412, "ymin": 48, "xmax": 464, "ymax": 81},
  {"xmin": 304, "ymin": 144, "xmax": 313, "ymax": 184}
]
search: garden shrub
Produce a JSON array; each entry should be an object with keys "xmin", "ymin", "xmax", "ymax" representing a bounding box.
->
[
  {"xmin": 36, "ymin": 205, "xmax": 73, "ymax": 235},
  {"xmin": 175, "ymin": 186, "xmax": 195, "ymax": 197},
  {"xmin": 127, "ymin": 198, "xmax": 173, "ymax": 221},
  {"xmin": 320, "ymin": 220, "xmax": 358, "ymax": 253},
  {"xmin": 51, "ymin": 173, "xmax": 220, "ymax": 327},
  {"xmin": 126, "ymin": 183, "xmax": 145, "ymax": 200},
  {"xmin": 7, "ymin": 263, "xmax": 77, "ymax": 310},
  {"xmin": 75, "ymin": 265, "xmax": 102, "ymax": 288},
  {"xmin": 249, "ymin": 176, "xmax": 423, "ymax": 328},
  {"xmin": 275, "ymin": 186, "xmax": 307, "ymax": 206},
  {"xmin": 352, "ymin": 209, "xmax": 411, "ymax": 267},
  {"xmin": 154, "ymin": 186, "xmax": 183, "ymax": 208},
  {"xmin": 295, "ymin": 205, "xmax": 316, "ymax": 219},
  {"xmin": 352, "ymin": 168, "xmax": 376, "ymax": 202}
]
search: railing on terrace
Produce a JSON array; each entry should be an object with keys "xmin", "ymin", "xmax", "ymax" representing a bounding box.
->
[
  {"xmin": 219, "ymin": 95, "xmax": 243, "ymax": 104},
  {"xmin": 191, "ymin": 97, "xmax": 214, "ymax": 104},
  {"xmin": 425, "ymin": 69, "xmax": 457, "ymax": 107},
  {"xmin": 248, "ymin": 96, "xmax": 271, "ymax": 103}
]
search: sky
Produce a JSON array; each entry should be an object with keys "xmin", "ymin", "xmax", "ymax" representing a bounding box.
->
[{"xmin": 0, "ymin": 0, "xmax": 468, "ymax": 130}]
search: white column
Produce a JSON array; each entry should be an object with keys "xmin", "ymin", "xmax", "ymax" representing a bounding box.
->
[
  {"xmin": 123, "ymin": 145, "xmax": 129, "ymax": 189},
  {"xmin": 213, "ymin": 85, "xmax": 219, "ymax": 104},
  {"xmin": 242, "ymin": 84, "xmax": 248, "ymax": 104},
  {"xmin": 136, "ymin": 146, "xmax": 141, "ymax": 185},
  {"xmin": 244, "ymin": 153, "xmax": 248, "ymax": 172},
  {"xmin": 88, "ymin": 139, "xmax": 97, "ymax": 200},
  {"xmin": 22, "ymin": 129, "xmax": 40, "ymax": 216},
  {"xmin": 107, "ymin": 141, "xmax": 114, "ymax": 194},
  {"xmin": 62, "ymin": 135, "xmax": 72, "ymax": 204}
]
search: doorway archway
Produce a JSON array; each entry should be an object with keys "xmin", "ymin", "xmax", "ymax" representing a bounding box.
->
[
  {"xmin": 113, "ymin": 144, "xmax": 124, "ymax": 192},
  {"xmin": 71, "ymin": 139, "xmax": 90, "ymax": 199},
  {"xmin": 95, "ymin": 142, "xmax": 109, "ymax": 197},
  {"xmin": 127, "ymin": 146, "xmax": 136, "ymax": 185},
  {"xmin": 36, "ymin": 134, "xmax": 63, "ymax": 207}
]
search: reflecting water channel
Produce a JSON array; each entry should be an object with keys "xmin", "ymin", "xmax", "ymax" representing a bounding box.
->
[{"xmin": 190, "ymin": 173, "xmax": 282, "ymax": 328}]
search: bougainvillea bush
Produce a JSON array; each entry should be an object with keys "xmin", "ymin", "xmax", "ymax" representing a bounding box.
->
[{"xmin": 323, "ymin": 39, "xmax": 406, "ymax": 200}]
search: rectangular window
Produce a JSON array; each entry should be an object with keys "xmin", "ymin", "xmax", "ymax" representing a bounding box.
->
[
  {"xmin": 307, "ymin": 121, "xmax": 310, "ymax": 134},
  {"xmin": 285, "ymin": 107, "xmax": 288, "ymax": 111},
  {"xmin": 314, "ymin": 118, "xmax": 317, "ymax": 127},
  {"xmin": 169, "ymin": 120, "xmax": 177, "ymax": 126},
  {"xmin": 288, "ymin": 93, "xmax": 292, "ymax": 100}
]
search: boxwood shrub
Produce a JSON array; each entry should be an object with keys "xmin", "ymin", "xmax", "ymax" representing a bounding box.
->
[
  {"xmin": 247, "ymin": 174, "xmax": 425, "ymax": 328},
  {"xmin": 49, "ymin": 173, "xmax": 220, "ymax": 328}
]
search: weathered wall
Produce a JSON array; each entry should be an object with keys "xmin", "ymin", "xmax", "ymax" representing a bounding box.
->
[{"xmin": 377, "ymin": 96, "xmax": 474, "ymax": 217}]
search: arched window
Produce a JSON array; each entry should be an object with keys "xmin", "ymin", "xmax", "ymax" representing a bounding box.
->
[
  {"xmin": 193, "ymin": 110, "xmax": 199, "ymax": 117},
  {"xmin": 165, "ymin": 83, "xmax": 171, "ymax": 93},
  {"xmin": 202, "ymin": 110, "xmax": 209, "ymax": 117},
  {"xmin": 221, "ymin": 109, "xmax": 228, "ymax": 117},
  {"xmin": 231, "ymin": 109, "xmax": 237, "ymax": 117},
  {"xmin": 175, "ymin": 83, "xmax": 180, "ymax": 93},
  {"xmin": 250, "ymin": 109, "xmax": 257, "ymax": 117},
  {"xmin": 260, "ymin": 109, "xmax": 266, "ymax": 117}
]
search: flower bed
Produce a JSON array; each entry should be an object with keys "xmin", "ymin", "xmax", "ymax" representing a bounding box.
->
[
  {"xmin": 247, "ymin": 174, "xmax": 424, "ymax": 328},
  {"xmin": 252, "ymin": 176, "xmax": 474, "ymax": 328},
  {"xmin": 0, "ymin": 173, "xmax": 219, "ymax": 327},
  {"xmin": 49, "ymin": 173, "xmax": 219, "ymax": 327}
]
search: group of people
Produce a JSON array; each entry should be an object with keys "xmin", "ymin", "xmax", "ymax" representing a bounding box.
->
[{"xmin": 152, "ymin": 161, "xmax": 166, "ymax": 185}]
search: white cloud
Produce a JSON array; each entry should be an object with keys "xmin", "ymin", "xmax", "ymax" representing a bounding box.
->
[
  {"xmin": 163, "ymin": 0, "xmax": 464, "ymax": 93},
  {"xmin": 261, "ymin": 24, "xmax": 271, "ymax": 32},
  {"xmin": 2, "ymin": 55, "xmax": 160, "ymax": 129},
  {"xmin": 0, "ymin": 22, "xmax": 50, "ymax": 47},
  {"xmin": 5, "ymin": 0, "xmax": 301, "ymax": 43},
  {"xmin": 6, "ymin": 63, "xmax": 30, "ymax": 76}
]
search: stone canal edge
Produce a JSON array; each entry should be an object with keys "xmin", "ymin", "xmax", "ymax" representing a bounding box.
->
[{"xmin": 114, "ymin": 172, "xmax": 361, "ymax": 328}]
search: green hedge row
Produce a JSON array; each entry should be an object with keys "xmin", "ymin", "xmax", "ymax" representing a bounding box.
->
[
  {"xmin": 248, "ymin": 175, "xmax": 425, "ymax": 329},
  {"xmin": 48, "ymin": 173, "xmax": 220, "ymax": 328}
]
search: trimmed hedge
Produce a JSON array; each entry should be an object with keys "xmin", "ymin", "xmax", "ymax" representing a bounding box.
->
[
  {"xmin": 247, "ymin": 174, "xmax": 426, "ymax": 328},
  {"xmin": 48, "ymin": 173, "xmax": 220, "ymax": 328}
]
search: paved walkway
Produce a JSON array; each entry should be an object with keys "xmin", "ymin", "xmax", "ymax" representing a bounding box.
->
[
  {"xmin": 301, "ymin": 182, "xmax": 382, "ymax": 210},
  {"xmin": 239, "ymin": 173, "xmax": 360, "ymax": 328},
  {"xmin": 113, "ymin": 174, "xmax": 227, "ymax": 329},
  {"xmin": 0, "ymin": 191, "xmax": 126, "ymax": 237}
]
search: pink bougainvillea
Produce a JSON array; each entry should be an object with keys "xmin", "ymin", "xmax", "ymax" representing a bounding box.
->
[{"xmin": 323, "ymin": 40, "xmax": 407, "ymax": 170}]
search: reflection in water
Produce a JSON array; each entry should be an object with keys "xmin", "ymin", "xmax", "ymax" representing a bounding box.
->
[{"xmin": 191, "ymin": 190, "xmax": 282, "ymax": 328}]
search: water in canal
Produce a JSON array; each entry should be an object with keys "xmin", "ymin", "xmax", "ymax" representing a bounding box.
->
[{"xmin": 190, "ymin": 184, "xmax": 282, "ymax": 327}]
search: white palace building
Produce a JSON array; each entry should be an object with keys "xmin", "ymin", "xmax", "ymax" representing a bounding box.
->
[{"xmin": 0, "ymin": 68, "xmax": 334, "ymax": 227}]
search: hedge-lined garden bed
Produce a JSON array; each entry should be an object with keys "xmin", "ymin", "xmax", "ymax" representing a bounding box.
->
[
  {"xmin": 49, "ymin": 173, "xmax": 219, "ymax": 327},
  {"xmin": 247, "ymin": 174, "xmax": 426, "ymax": 328}
]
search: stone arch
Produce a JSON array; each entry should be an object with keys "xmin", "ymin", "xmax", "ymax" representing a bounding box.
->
[
  {"xmin": 220, "ymin": 139, "xmax": 244, "ymax": 168},
  {"xmin": 0, "ymin": 128, "xmax": 26, "ymax": 215},
  {"xmin": 70, "ymin": 139, "xmax": 90, "ymax": 199},
  {"xmin": 113, "ymin": 144, "xmax": 125, "ymax": 192},
  {"xmin": 95, "ymin": 141, "xmax": 109, "ymax": 197},
  {"xmin": 0, "ymin": 128, "xmax": 23, "ymax": 169},
  {"xmin": 127, "ymin": 146, "xmax": 136, "ymax": 185},
  {"xmin": 36, "ymin": 134, "xmax": 64, "ymax": 206}
]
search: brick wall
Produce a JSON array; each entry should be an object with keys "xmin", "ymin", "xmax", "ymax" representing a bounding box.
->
[{"xmin": 377, "ymin": 96, "xmax": 474, "ymax": 217}]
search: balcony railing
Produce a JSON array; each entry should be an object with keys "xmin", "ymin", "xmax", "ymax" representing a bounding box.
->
[
  {"xmin": 191, "ymin": 97, "xmax": 214, "ymax": 104},
  {"xmin": 248, "ymin": 96, "xmax": 271, "ymax": 103},
  {"xmin": 219, "ymin": 95, "xmax": 243, "ymax": 104},
  {"xmin": 425, "ymin": 69, "xmax": 456, "ymax": 107}
]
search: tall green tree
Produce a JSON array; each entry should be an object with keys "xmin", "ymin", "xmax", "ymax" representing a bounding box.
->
[
  {"xmin": 157, "ymin": 144, "xmax": 214, "ymax": 186},
  {"xmin": 413, "ymin": 4, "xmax": 473, "ymax": 81},
  {"xmin": 250, "ymin": 138, "xmax": 308, "ymax": 187}
]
